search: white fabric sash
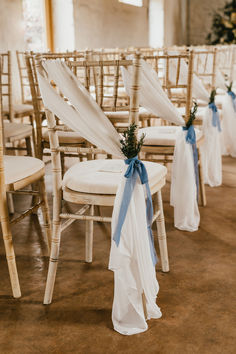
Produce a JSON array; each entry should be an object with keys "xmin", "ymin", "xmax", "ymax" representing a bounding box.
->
[
  {"xmin": 222, "ymin": 93, "xmax": 236, "ymax": 157},
  {"xmin": 122, "ymin": 60, "xmax": 200, "ymax": 231},
  {"xmin": 122, "ymin": 59, "xmax": 185, "ymax": 126},
  {"xmin": 170, "ymin": 129, "xmax": 200, "ymax": 231},
  {"xmin": 169, "ymin": 56, "xmax": 223, "ymax": 186},
  {"xmin": 38, "ymin": 60, "xmax": 162, "ymax": 335},
  {"xmin": 200, "ymin": 107, "xmax": 222, "ymax": 186}
]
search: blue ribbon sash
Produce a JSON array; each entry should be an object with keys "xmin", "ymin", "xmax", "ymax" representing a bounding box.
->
[
  {"xmin": 227, "ymin": 91, "xmax": 236, "ymax": 112},
  {"xmin": 113, "ymin": 156, "xmax": 158, "ymax": 266},
  {"xmin": 182, "ymin": 125, "xmax": 199, "ymax": 199},
  {"xmin": 208, "ymin": 102, "xmax": 221, "ymax": 132}
]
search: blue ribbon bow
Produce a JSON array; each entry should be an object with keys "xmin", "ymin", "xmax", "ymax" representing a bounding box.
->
[
  {"xmin": 182, "ymin": 125, "xmax": 199, "ymax": 199},
  {"xmin": 113, "ymin": 156, "xmax": 158, "ymax": 266},
  {"xmin": 208, "ymin": 102, "xmax": 221, "ymax": 132},
  {"xmin": 227, "ymin": 90, "xmax": 236, "ymax": 112}
]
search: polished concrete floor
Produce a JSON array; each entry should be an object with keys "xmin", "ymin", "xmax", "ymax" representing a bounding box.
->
[{"xmin": 0, "ymin": 157, "xmax": 235, "ymax": 354}]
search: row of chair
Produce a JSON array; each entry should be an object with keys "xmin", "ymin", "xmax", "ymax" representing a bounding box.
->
[{"xmin": 0, "ymin": 44, "xmax": 234, "ymax": 303}]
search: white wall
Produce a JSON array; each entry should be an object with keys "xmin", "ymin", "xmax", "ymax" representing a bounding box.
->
[
  {"xmin": 0, "ymin": 0, "xmax": 25, "ymax": 103},
  {"xmin": 164, "ymin": 0, "xmax": 187, "ymax": 47},
  {"xmin": 149, "ymin": 0, "xmax": 164, "ymax": 47},
  {"xmin": 73, "ymin": 0, "xmax": 149, "ymax": 49},
  {"xmin": 189, "ymin": 0, "xmax": 226, "ymax": 45},
  {"xmin": 52, "ymin": 0, "xmax": 75, "ymax": 51}
]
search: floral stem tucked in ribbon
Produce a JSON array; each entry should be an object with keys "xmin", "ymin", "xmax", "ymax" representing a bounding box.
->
[
  {"xmin": 208, "ymin": 102, "xmax": 221, "ymax": 132},
  {"xmin": 113, "ymin": 156, "xmax": 158, "ymax": 266},
  {"xmin": 227, "ymin": 90, "xmax": 236, "ymax": 112},
  {"xmin": 182, "ymin": 125, "xmax": 199, "ymax": 199}
]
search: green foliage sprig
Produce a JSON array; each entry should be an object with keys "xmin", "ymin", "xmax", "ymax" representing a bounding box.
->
[
  {"xmin": 186, "ymin": 102, "xmax": 198, "ymax": 129},
  {"xmin": 209, "ymin": 89, "xmax": 217, "ymax": 104},
  {"xmin": 226, "ymin": 81, "xmax": 233, "ymax": 91},
  {"xmin": 120, "ymin": 123, "xmax": 145, "ymax": 159}
]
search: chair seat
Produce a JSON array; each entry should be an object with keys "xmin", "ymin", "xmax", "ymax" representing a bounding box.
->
[
  {"xmin": 105, "ymin": 107, "xmax": 154, "ymax": 121},
  {"xmin": 177, "ymin": 106, "xmax": 208, "ymax": 122},
  {"xmin": 3, "ymin": 103, "xmax": 33, "ymax": 116},
  {"xmin": 4, "ymin": 122, "xmax": 32, "ymax": 140},
  {"xmin": 139, "ymin": 126, "xmax": 202, "ymax": 146},
  {"xmin": 63, "ymin": 159, "xmax": 167, "ymax": 195},
  {"xmin": 42, "ymin": 130, "xmax": 85, "ymax": 144},
  {"xmin": 4, "ymin": 155, "xmax": 44, "ymax": 186}
]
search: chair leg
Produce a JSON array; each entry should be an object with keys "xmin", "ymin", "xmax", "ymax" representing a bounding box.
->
[
  {"xmin": 60, "ymin": 152, "xmax": 65, "ymax": 176},
  {"xmin": 43, "ymin": 219, "xmax": 61, "ymax": 305},
  {"xmin": 198, "ymin": 149, "xmax": 207, "ymax": 207},
  {"xmin": 155, "ymin": 190, "xmax": 169, "ymax": 272},
  {"xmin": 7, "ymin": 193, "xmax": 14, "ymax": 214},
  {"xmin": 0, "ymin": 193, "xmax": 21, "ymax": 298},
  {"xmin": 85, "ymin": 205, "xmax": 94, "ymax": 263},
  {"xmin": 38, "ymin": 177, "xmax": 52, "ymax": 252},
  {"xmin": 25, "ymin": 136, "xmax": 32, "ymax": 156},
  {"xmin": 29, "ymin": 114, "xmax": 36, "ymax": 156}
]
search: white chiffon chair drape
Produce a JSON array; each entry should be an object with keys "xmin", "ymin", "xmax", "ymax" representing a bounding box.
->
[
  {"xmin": 122, "ymin": 59, "xmax": 200, "ymax": 231},
  {"xmin": 37, "ymin": 58, "xmax": 165, "ymax": 335},
  {"xmin": 169, "ymin": 54, "xmax": 223, "ymax": 187}
]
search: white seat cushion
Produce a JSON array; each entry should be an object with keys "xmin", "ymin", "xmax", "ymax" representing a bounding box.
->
[
  {"xmin": 3, "ymin": 103, "xmax": 33, "ymax": 115},
  {"xmin": 216, "ymin": 88, "xmax": 225, "ymax": 95},
  {"xmin": 63, "ymin": 159, "xmax": 167, "ymax": 195},
  {"xmin": 196, "ymin": 98, "xmax": 208, "ymax": 106},
  {"xmin": 215, "ymin": 94, "xmax": 225, "ymax": 106},
  {"xmin": 4, "ymin": 155, "xmax": 44, "ymax": 185},
  {"xmin": 4, "ymin": 122, "xmax": 32, "ymax": 140},
  {"xmin": 139, "ymin": 126, "xmax": 202, "ymax": 146},
  {"xmin": 42, "ymin": 130, "xmax": 85, "ymax": 144},
  {"xmin": 177, "ymin": 106, "xmax": 209, "ymax": 122},
  {"xmin": 105, "ymin": 107, "xmax": 154, "ymax": 121}
]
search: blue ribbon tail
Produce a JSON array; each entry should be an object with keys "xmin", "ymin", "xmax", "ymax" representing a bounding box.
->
[
  {"xmin": 183, "ymin": 125, "xmax": 199, "ymax": 201},
  {"xmin": 113, "ymin": 171, "xmax": 137, "ymax": 246},
  {"xmin": 192, "ymin": 143, "xmax": 199, "ymax": 201},
  {"xmin": 209, "ymin": 103, "xmax": 221, "ymax": 132},
  {"xmin": 113, "ymin": 156, "xmax": 158, "ymax": 266},
  {"xmin": 148, "ymin": 226, "xmax": 158, "ymax": 265},
  {"xmin": 145, "ymin": 181, "xmax": 158, "ymax": 265},
  {"xmin": 228, "ymin": 91, "xmax": 236, "ymax": 112}
]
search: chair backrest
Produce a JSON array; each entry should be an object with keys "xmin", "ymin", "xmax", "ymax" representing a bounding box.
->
[
  {"xmin": 192, "ymin": 47, "xmax": 217, "ymax": 92},
  {"xmin": 26, "ymin": 51, "xmax": 86, "ymax": 159},
  {"xmin": 0, "ymin": 54, "xmax": 7, "ymax": 196},
  {"xmin": 0, "ymin": 51, "xmax": 13, "ymax": 122},
  {"xmin": 36, "ymin": 53, "xmax": 141, "ymax": 195},
  {"xmin": 143, "ymin": 50, "xmax": 194, "ymax": 123},
  {"xmin": 25, "ymin": 54, "xmax": 46, "ymax": 159},
  {"xmin": 16, "ymin": 50, "xmax": 32, "ymax": 104},
  {"xmin": 68, "ymin": 57, "xmax": 136, "ymax": 114},
  {"xmin": 216, "ymin": 44, "xmax": 235, "ymax": 82}
]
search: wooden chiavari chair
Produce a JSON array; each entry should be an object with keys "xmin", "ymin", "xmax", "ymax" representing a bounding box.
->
[
  {"xmin": 141, "ymin": 50, "xmax": 207, "ymax": 206},
  {"xmin": 0, "ymin": 61, "xmax": 51, "ymax": 298},
  {"xmin": 37, "ymin": 54, "xmax": 169, "ymax": 304}
]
